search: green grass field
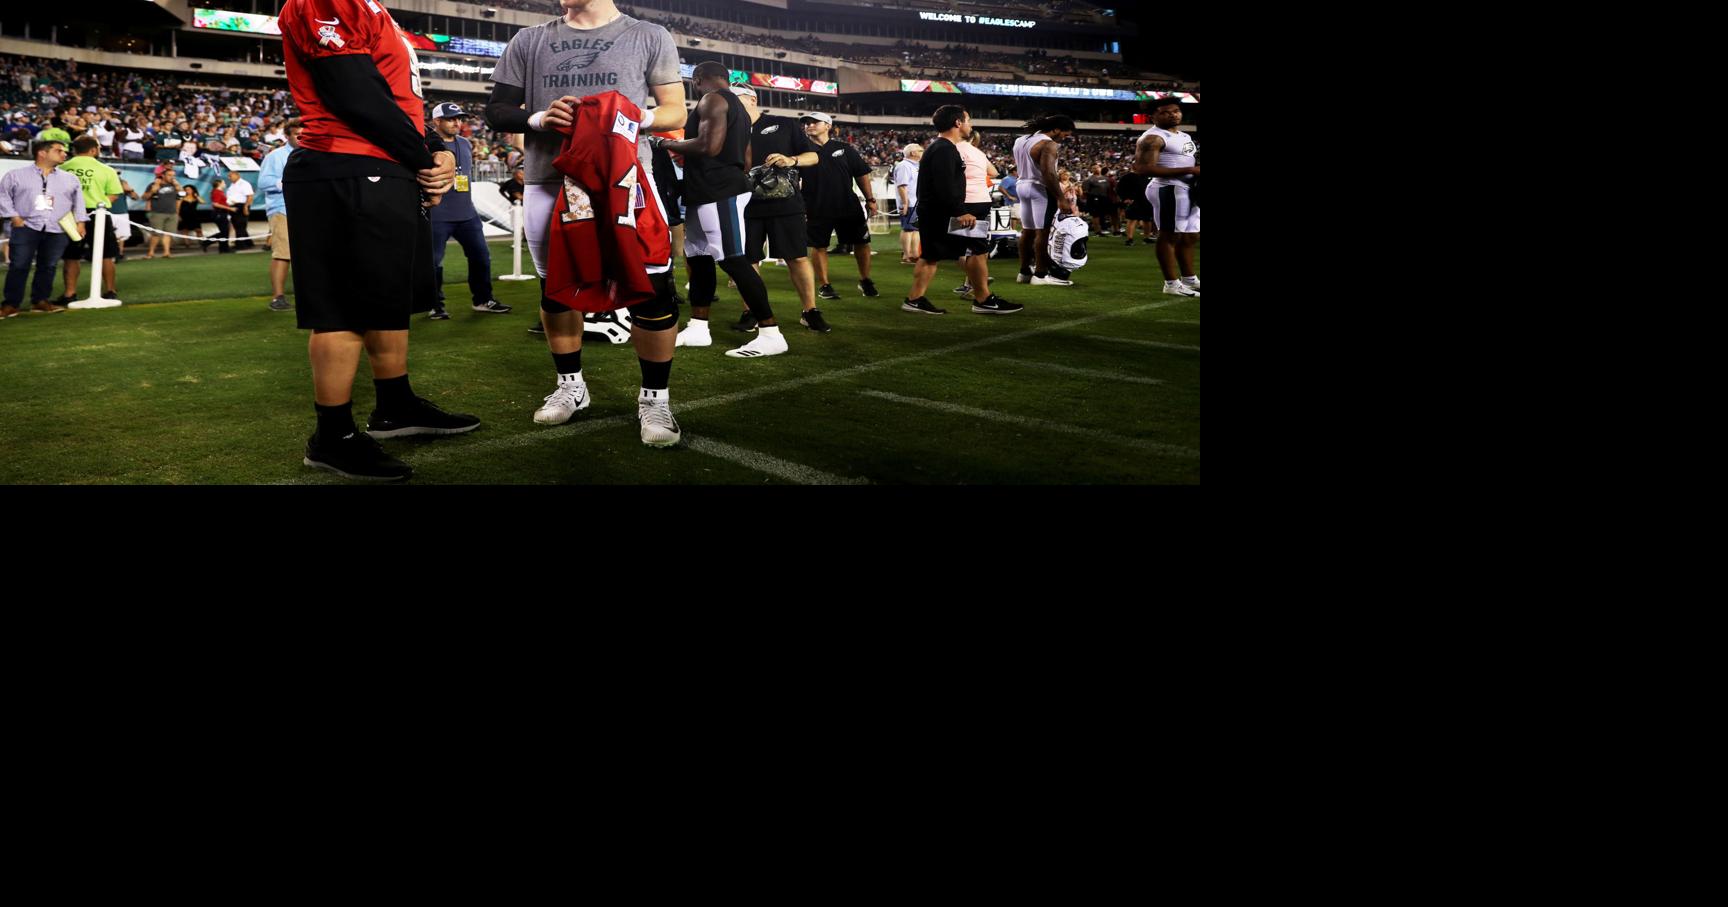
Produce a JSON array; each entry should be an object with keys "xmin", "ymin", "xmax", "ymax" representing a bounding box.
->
[{"xmin": 0, "ymin": 229, "xmax": 1198, "ymax": 484}]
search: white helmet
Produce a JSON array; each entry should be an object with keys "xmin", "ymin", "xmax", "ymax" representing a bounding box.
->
[
  {"xmin": 1048, "ymin": 214, "xmax": 1090, "ymax": 272},
  {"xmin": 583, "ymin": 308, "xmax": 633, "ymax": 344}
]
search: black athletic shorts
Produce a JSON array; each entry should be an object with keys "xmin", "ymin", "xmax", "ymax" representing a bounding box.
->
[
  {"xmin": 806, "ymin": 215, "xmax": 869, "ymax": 248},
  {"xmin": 918, "ymin": 202, "xmax": 992, "ymax": 263},
  {"xmin": 66, "ymin": 209, "xmax": 119, "ymax": 261},
  {"xmin": 746, "ymin": 213, "xmax": 808, "ymax": 263},
  {"xmin": 285, "ymin": 175, "xmax": 435, "ymax": 332}
]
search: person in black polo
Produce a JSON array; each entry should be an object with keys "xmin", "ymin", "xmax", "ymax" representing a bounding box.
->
[{"xmin": 798, "ymin": 111, "xmax": 879, "ymax": 301}]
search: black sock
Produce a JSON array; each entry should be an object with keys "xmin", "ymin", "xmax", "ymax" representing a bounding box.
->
[
  {"xmin": 374, "ymin": 374, "xmax": 415, "ymax": 411},
  {"xmin": 315, "ymin": 401, "xmax": 355, "ymax": 439},
  {"xmin": 639, "ymin": 357, "xmax": 671, "ymax": 391},
  {"xmin": 553, "ymin": 350, "xmax": 583, "ymax": 375}
]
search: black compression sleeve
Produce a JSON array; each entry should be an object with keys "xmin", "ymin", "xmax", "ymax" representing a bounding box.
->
[
  {"xmin": 303, "ymin": 54, "xmax": 435, "ymax": 171},
  {"xmin": 486, "ymin": 82, "xmax": 534, "ymax": 134}
]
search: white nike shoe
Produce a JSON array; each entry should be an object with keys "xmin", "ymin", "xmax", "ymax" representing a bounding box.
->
[
  {"xmin": 638, "ymin": 394, "xmax": 681, "ymax": 447},
  {"xmin": 675, "ymin": 321, "xmax": 712, "ymax": 347},
  {"xmin": 1164, "ymin": 281, "xmax": 1201, "ymax": 297},
  {"xmin": 725, "ymin": 329, "xmax": 790, "ymax": 358},
  {"xmin": 1181, "ymin": 276, "xmax": 1201, "ymax": 292},
  {"xmin": 1031, "ymin": 274, "xmax": 1073, "ymax": 286},
  {"xmin": 533, "ymin": 374, "xmax": 590, "ymax": 424}
]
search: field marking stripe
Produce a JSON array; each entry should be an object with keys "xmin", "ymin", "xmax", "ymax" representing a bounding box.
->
[
  {"xmin": 684, "ymin": 435, "xmax": 869, "ymax": 485},
  {"xmin": 858, "ymin": 390, "xmax": 1200, "ymax": 459},
  {"xmin": 275, "ymin": 299, "xmax": 1180, "ymax": 483},
  {"xmin": 1084, "ymin": 335, "xmax": 1200, "ymax": 352},
  {"xmin": 991, "ymin": 357, "xmax": 1164, "ymax": 385},
  {"xmin": 1155, "ymin": 319, "xmax": 1201, "ymax": 325}
]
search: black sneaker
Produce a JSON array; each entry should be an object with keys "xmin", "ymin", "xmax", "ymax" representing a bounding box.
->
[
  {"xmin": 269, "ymin": 295, "xmax": 292, "ymax": 312},
  {"xmin": 800, "ymin": 308, "xmax": 832, "ymax": 332},
  {"xmin": 473, "ymin": 299, "xmax": 512, "ymax": 314},
  {"xmin": 971, "ymin": 294, "xmax": 1024, "ymax": 315},
  {"xmin": 101, "ymin": 291, "xmax": 118, "ymax": 300},
  {"xmin": 303, "ymin": 431, "xmax": 412, "ymax": 482},
  {"xmin": 901, "ymin": 297, "xmax": 947, "ymax": 315},
  {"xmin": 817, "ymin": 283, "xmax": 841, "ymax": 300},
  {"xmin": 528, "ymin": 321, "xmax": 545, "ymax": 335},
  {"xmin": 731, "ymin": 311, "xmax": 759, "ymax": 333},
  {"xmin": 1125, "ymin": 238, "xmax": 1136, "ymax": 246},
  {"xmin": 365, "ymin": 396, "xmax": 482, "ymax": 438},
  {"xmin": 953, "ymin": 283, "xmax": 973, "ymax": 296},
  {"xmin": 858, "ymin": 278, "xmax": 880, "ymax": 297},
  {"xmin": 427, "ymin": 306, "xmax": 450, "ymax": 320}
]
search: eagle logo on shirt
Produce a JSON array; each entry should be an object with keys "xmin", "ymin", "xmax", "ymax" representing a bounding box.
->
[
  {"xmin": 830, "ymin": 148, "xmax": 846, "ymax": 158},
  {"xmin": 556, "ymin": 51, "xmax": 603, "ymax": 72},
  {"xmin": 761, "ymin": 124, "xmax": 780, "ymax": 134}
]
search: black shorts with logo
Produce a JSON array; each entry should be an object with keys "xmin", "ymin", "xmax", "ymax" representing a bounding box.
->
[
  {"xmin": 805, "ymin": 215, "xmax": 870, "ymax": 248},
  {"xmin": 284, "ymin": 173, "xmax": 434, "ymax": 332},
  {"xmin": 746, "ymin": 213, "xmax": 808, "ymax": 263}
]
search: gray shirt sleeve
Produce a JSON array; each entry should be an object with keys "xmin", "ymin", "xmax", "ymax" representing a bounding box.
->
[
  {"xmin": 495, "ymin": 27, "xmax": 530, "ymax": 88},
  {"xmin": 646, "ymin": 25, "xmax": 679, "ymax": 85}
]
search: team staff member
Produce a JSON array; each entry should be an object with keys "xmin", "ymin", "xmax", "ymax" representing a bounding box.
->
[
  {"xmin": 58, "ymin": 134, "xmax": 122, "ymax": 302},
  {"xmin": 798, "ymin": 112, "xmax": 880, "ymax": 300},
  {"xmin": 280, "ymin": 0, "xmax": 471, "ymax": 482}
]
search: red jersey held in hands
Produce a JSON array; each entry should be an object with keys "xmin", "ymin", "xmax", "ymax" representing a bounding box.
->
[{"xmin": 544, "ymin": 91, "xmax": 673, "ymax": 313}]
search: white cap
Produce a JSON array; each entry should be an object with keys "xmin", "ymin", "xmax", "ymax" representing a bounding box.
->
[{"xmin": 800, "ymin": 111, "xmax": 833, "ymax": 125}]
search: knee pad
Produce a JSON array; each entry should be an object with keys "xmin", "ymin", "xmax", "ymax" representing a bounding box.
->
[{"xmin": 627, "ymin": 273, "xmax": 680, "ymax": 332}]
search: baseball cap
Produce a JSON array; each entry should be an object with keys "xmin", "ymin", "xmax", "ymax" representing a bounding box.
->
[
  {"xmin": 729, "ymin": 86, "xmax": 757, "ymax": 100},
  {"xmin": 799, "ymin": 111, "xmax": 832, "ymax": 125},
  {"xmin": 431, "ymin": 102, "xmax": 470, "ymax": 119}
]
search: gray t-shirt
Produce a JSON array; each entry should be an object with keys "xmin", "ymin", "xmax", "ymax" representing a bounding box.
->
[{"xmin": 494, "ymin": 14, "xmax": 680, "ymax": 185}]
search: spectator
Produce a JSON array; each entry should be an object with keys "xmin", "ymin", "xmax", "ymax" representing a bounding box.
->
[
  {"xmin": 0, "ymin": 139, "xmax": 87, "ymax": 316},
  {"xmin": 143, "ymin": 166, "xmax": 180, "ymax": 259},
  {"xmin": 256, "ymin": 117, "xmax": 302, "ymax": 311},
  {"xmin": 224, "ymin": 169, "xmax": 256, "ymax": 250}
]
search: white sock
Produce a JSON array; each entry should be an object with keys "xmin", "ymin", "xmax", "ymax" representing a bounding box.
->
[
  {"xmin": 640, "ymin": 387, "xmax": 668, "ymax": 403},
  {"xmin": 559, "ymin": 370, "xmax": 583, "ymax": 383},
  {"xmin": 758, "ymin": 325, "xmax": 782, "ymax": 338},
  {"xmin": 1182, "ymin": 275, "xmax": 1199, "ymax": 283}
]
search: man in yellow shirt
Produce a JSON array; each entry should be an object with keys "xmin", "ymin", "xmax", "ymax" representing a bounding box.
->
[{"xmin": 58, "ymin": 134, "xmax": 123, "ymax": 301}]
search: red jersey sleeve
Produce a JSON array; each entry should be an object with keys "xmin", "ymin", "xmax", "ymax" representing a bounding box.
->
[{"xmin": 282, "ymin": 0, "xmax": 377, "ymax": 59}]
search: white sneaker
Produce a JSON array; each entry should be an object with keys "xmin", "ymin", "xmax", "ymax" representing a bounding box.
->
[
  {"xmin": 638, "ymin": 393, "xmax": 681, "ymax": 447},
  {"xmin": 675, "ymin": 321, "xmax": 712, "ymax": 347},
  {"xmin": 1016, "ymin": 272, "xmax": 1033, "ymax": 284},
  {"xmin": 1031, "ymin": 274, "xmax": 1073, "ymax": 286},
  {"xmin": 1182, "ymin": 277, "xmax": 1201, "ymax": 292},
  {"xmin": 533, "ymin": 375, "xmax": 590, "ymax": 424},
  {"xmin": 1164, "ymin": 281, "xmax": 1201, "ymax": 297},
  {"xmin": 725, "ymin": 328, "xmax": 789, "ymax": 358}
]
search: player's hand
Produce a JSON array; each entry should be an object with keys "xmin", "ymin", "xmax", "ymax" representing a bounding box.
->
[
  {"xmin": 544, "ymin": 96, "xmax": 580, "ymax": 130},
  {"xmin": 865, "ymin": 199, "xmax": 878, "ymax": 214},
  {"xmin": 418, "ymin": 151, "xmax": 456, "ymax": 197},
  {"xmin": 957, "ymin": 214, "xmax": 977, "ymax": 227}
]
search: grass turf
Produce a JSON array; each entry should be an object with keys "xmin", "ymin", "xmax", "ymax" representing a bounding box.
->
[{"xmin": 0, "ymin": 230, "xmax": 1198, "ymax": 484}]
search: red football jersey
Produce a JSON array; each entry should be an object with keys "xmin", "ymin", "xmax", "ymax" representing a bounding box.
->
[
  {"xmin": 280, "ymin": 0, "xmax": 425, "ymax": 163},
  {"xmin": 545, "ymin": 91, "xmax": 673, "ymax": 313}
]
